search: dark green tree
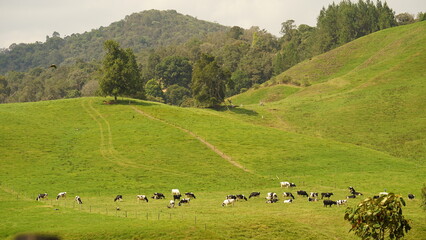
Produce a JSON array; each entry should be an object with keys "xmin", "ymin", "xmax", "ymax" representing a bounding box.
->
[
  {"xmin": 155, "ymin": 55, "xmax": 192, "ymax": 88},
  {"xmin": 165, "ymin": 84, "xmax": 191, "ymax": 106},
  {"xmin": 344, "ymin": 193, "xmax": 411, "ymax": 240},
  {"xmin": 191, "ymin": 54, "xmax": 229, "ymax": 108},
  {"xmin": 100, "ymin": 40, "xmax": 143, "ymax": 101},
  {"xmin": 145, "ymin": 78, "xmax": 164, "ymax": 102}
]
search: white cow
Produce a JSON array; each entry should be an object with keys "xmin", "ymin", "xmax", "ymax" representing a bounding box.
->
[
  {"xmin": 137, "ymin": 195, "xmax": 149, "ymax": 202},
  {"xmin": 336, "ymin": 200, "xmax": 347, "ymax": 206},
  {"xmin": 284, "ymin": 199, "xmax": 293, "ymax": 203},
  {"xmin": 167, "ymin": 200, "xmax": 175, "ymax": 208},
  {"xmin": 222, "ymin": 198, "xmax": 235, "ymax": 207},
  {"xmin": 280, "ymin": 182, "xmax": 296, "ymax": 188},
  {"xmin": 56, "ymin": 192, "xmax": 66, "ymax": 200},
  {"xmin": 266, "ymin": 192, "xmax": 278, "ymax": 200},
  {"xmin": 172, "ymin": 189, "xmax": 180, "ymax": 195}
]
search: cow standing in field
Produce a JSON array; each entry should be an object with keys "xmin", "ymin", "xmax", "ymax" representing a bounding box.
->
[
  {"xmin": 114, "ymin": 195, "xmax": 123, "ymax": 202},
  {"xmin": 152, "ymin": 192, "xmax": 166, "ymax": 199},
  {"xmin": 297, "ymin": 190, "xmax": 308, "ymax": 197},
  {"xmin": 249, "ymin": 192, "xmax": 260, "ymax": 199},
  {"xmin": 321, "ymin": 192, "xmax": 334, "ymax": 199},
  {"xmin": 167, "ymin": 200, "xmax": 175, "ymax": 208},
  {"xmin": 36, "ymin": 193, "xmax": 48, "ymax": 201},
  {"xmin": 280, "ymin": 182, "xmax": 296, "ymax": 188},
  {"xmin": 137, "ymin": 195, "xmax": 149, "ymax": 202},
  {"xmin": 75, "ymin": 196, "xmax": 83, "ymax": 204},
  {"xmin": 283, "ymin": 192, "xmax": 295, "ymax": 199},
  {"xmin": 408, "ymin": 194, "xmax": 415, "ymax": 200},
  {"xmin": 185, "ymin": 192, "xmax": 196, "ymax": 199},
  {"xmin": 56, "ymin": 192, "xmax": 66, "ymax": 200},
  {"xmin": 323, "ymin": 200, "xmax": 337, "ymax": 207},
  {"xmin": 178, "ymin": 198, "xmax": 190, "ymax": 206},
  {"xmin": 236, "ymin": 194, "xmax": 248, "ymax": 201},
  {"xmin": 222, "ymin": 199, "xmax": 235, "ymax": 207}
]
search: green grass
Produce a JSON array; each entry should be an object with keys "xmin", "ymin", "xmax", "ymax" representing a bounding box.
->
[{"xmin": 1, "ymin": 22, "xmax": 425, "ymax": 240}]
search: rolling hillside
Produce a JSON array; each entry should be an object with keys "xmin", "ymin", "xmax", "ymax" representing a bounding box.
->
[
  {"xmin": 230, "ymin": 21, "xmax": 426, "ymax": 161},
  {"xmin": 0, "ymin": 97, "xmax": 425, "ymax": 239}
]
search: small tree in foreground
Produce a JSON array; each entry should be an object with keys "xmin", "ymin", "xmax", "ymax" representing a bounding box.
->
[{"xmin": 344, "ymin": 193, "xmax": 411, "ymax": 240}]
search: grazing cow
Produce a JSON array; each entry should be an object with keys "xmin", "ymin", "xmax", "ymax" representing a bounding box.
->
[
  {"xmin": 173, "ymin": 194, "xmax": 182, "ymax": 201},
  {"xmin": 167, "ymin": 200, "xmax": 175, "ymax": 208},
  {"xmin": 323, "ymin": 200, "xmax": 337, "ymax": 207},
  {"xmin": 151, "ymin": 193, "xmax": 166, "ymax": 199},
  {"xmin": 249, "ymin": 192, "xmax": 260, "ymax": 199},
  {"xmin": 226, "ymin": 194, "xmax": 237, "ymax": 200},
  {"xmin": 114, "ymin": 195, "xmax": 123, "ymax": 202},
  {"xmin": 348, "ymin": 186, "xmax": 363, "ymax": 196},
  {"xmin": 266, "ymin": 192, "xmax": 278, "ymax": 200},
  {"xmin": 172, "ymin": 189, "xmax": 180, "ymax": 196},
  {"xmin": 222, "ymin": 198, "xmax": 235, "ymax": 207},
  {"xmin": 185, "ymin": 192, "xmax": 196, "ymax": 199},
  {"xmin": 137, "ymin": 195, "xmax": 149, "ymax": 202},
  {"xmin": 347, "ymin": 195, "xmax": 356, "ymax": 199},
  {"xmin": 280, "ymin": 182, "xmax": 296, "ymax": 188},
  {"xmin": 236, "ymin": 194, "xmax": 248, "ymax": 201},
  {"xmin": 75, "ymin": 196, "xmax": 83, "ymax": 204},
  {"xmin": 321, "ymin": 192, "xmax": 334, "ymax": 199},
  {"xmin": 284, "ymin": 199, "xmax": 293, "ymax": 203},
  {"xmin": 266, "ymin": 198, "xmax": 279, "ymax": 203},
  {"xmin": 310, "ymin": 192, "xmax": 319, "ymax": 198},
  {"xmin": 408, "ymin": 194, "xmax": 415, "ymax": 200},
  {"xmin": 297, "ymin": 190, "xmax": 308, "ymax": 197},
  {"xmin": 336, "ymin": 200, "xmax": 347, "ymax": 206},
  {"xmin": 178, "ymin": 198, "xmax": 190, "ymax": 206},
  {"xmin": 56, "ymin": 192, "xmax": 66, "ymax": 200},
  {"xmin": 36, "ymin": 193, "xmax": 48, "ymax": 201},
  {"xmin": 283, "ymin": 192, "xmax": 295, "ymax": 199},
  {"xmin": 308, "ymin": 197, "xmax": 318, "ymax": 202}
]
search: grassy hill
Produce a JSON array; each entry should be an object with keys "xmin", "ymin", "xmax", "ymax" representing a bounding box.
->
[
  {"xmin": 0, "ymin": 97, "xmax": 425, "ymax": 239},
  {"xmin": 230, "ymin": 21, "xmax": 426, "ymax": 162}
]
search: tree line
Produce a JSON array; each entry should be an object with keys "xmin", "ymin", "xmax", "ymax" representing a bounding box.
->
[{"xmin": 1, "ymin": 1, "xmax": 425, "ymax": 106}]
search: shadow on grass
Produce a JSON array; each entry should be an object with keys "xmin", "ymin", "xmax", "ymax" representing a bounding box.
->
[
  {"xmin": 216, "ymin": 106, "xmax": 259, "ymax": 116},
  {"xmin": 102, "ymin": 99, "xmax": 156, "ymax": 107}
]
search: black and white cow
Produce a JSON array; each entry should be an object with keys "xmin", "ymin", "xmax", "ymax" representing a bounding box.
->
[
  {"xmin": 280, "ymin": 182, "xmax": 296, "ymax": 188},
  {"xmin": 56, "ymin": 192, "xmax": 66, "ymax": 200},
  {"xmin": 226, "ymin": 194, "xmax": 237, "ymax": 200},
  {"xmin": 185, "ymin": 192, "xmax": 196, "ymax": 199},
  {"xmin": 283, "ymin": 192, "xmax": 295, "ymax": 199},
  {"xmin": 348, "ymin": 186, "xmax": 363, "ymax": 196},
  {"xmin": 236, "ymin": 194, "xmax": 248, "ymax": 201},
  {"xmin": 336, "ymin": 200, "xmax": 347, "ymax": 206},
  {"xmin": 308, "ymin": 197, "xmax": 318, "ymax": 202},
  {"xmin": 310, "ymin": 192, "xmax": 319, "ymax": 198},
  {"xmin": 266, "ymin": 198, "xmax": 279, "ymax": 203},
  {"xmin": 137, "ymin": 195, "xmax": 149, "ymax": 202},
  {"xmin": 321, "ymin": 192, "xmax": 334, "ymax": 199},
  {"xmin": 167, "ymin": 200, "xmax": 175, "ymax": 208},
  {"xmin": 222, "ymin": 199, "xmax": 235, "ymax": 206},
  {"xmin": 323, "ymin": 200, "xmax": 337, "ymax": 207},
  {"xmin": 172, "ymin": 189, "xmax": 180, "ymax": 196},
  {"xmin": 75, "ymin": 196, "xmax": 83, "ymax": 204},
  {"xmin": 36, "ymin": 193, "xmax": 48, "ymax": 201},
  {"xmin": 114, "ymin": 195, "xmax": 123, "ymax": 202},
  {"xmin": 283, "ymin": 199, "xmax": 293, "ymax": 203},
  {"xmin": 173, "ymin": 194, "xmax": 182, "ymax": 201},
  {"xmin": 408, "ymin": 194, "xmax": 415, "ymax": 200},
  {"xmin": 347, "ymin": 195, "xmax": 356, "ymax": 199},
  {"xmin": 178, "ymin": 198, "xmax": 190, "ymax": 206},
  {"xmin": 249, "ymin": 192, "xmax": 260, "ymax": 199},
  {"xmin": 266, "ymin": 192, "xmax": 278, "ymax": 201},
  {"xmin": 151, "ymin": 193, "xmax": 166, "ymax": 199},
  {"xmin": 297, "ymin": 190, "xmax": 308, "ymax": 197}
]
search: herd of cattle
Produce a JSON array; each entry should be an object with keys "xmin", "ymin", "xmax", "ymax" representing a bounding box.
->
[{"xmin": 35, "ymin": 182, "xmax": 416, "ymax": 208}]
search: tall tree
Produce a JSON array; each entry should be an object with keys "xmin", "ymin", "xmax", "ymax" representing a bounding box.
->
[
  {"xmin": 191, "ymin": 54, "xmax": 229, "ymax": 108},
  {"xmin": 100, "ymin": 40, "xmax": 143, "ymax": 101},
  {"xmin": 155, "ymin": 55, "xmax": 192, "ymax": 88}
]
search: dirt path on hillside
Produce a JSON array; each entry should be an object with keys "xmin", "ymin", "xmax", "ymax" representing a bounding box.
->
[{"xmin": 132, "ymin": 107, "xmax": 252, "ymax": 173}]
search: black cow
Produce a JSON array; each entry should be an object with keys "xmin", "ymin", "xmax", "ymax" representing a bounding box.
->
[
  {"xmin": 348, "ymin": 186, "xmax": 363, "ymax": 196},
  {"xmin": 323, "ymin": 200, "xmax": 337, "ymax": 207},
  {"xmin": 178, "ymin": 198, "xmax": 190, "ymax": 206},
  {"xmin": 114, "ymin": 195, "xmax": 123, "ymax": 202},
  {"xmin": 173, "ymin": 194, "xmax": 182, "ymax": 201},
  {"xmin": 185, "ymin": 192, "xmax": 196, "ymax": 199},
  {"xmin": 151, "ymin": 193, "xmax": 166, "ymax": 199},
  {"xmin": 321, "ymin": 192, "xmax": 334, "ymax": 199},
  {"xmin": 236, "ymin": 194, "xmax": 248, "ymax": 201},
  {"xmin": 373, "ymin": 195, "xmax": 380, "ymax": 199},
  {"xmin": 297, "ymin": 190, "xmax": 308, "ymax": 197},
  {"xmin": 283, "ymin": 192, "xmax": 295, "ymax": 199},
  {"xmin": 249, "ymin": 192, "xmax": 260, "ymax": 198},
  {"xmin": 408, "ymin": 194, "xmax": 415, "ymax": 200},
  {"xmin": 36, "ymin": 193, "xmax": 48, "ymax": 201}
]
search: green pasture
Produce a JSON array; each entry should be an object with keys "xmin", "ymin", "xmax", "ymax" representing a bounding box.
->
[{"xmin": 0, "ymin": 97, "xmax": 424, "ymax": 239}]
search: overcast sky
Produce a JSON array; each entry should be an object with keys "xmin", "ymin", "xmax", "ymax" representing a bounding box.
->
[{"xmin": 0, "ymin": 0, "xmax": 425, "ymax": 49}]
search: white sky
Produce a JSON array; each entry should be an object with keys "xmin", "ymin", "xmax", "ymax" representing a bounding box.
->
[{"xmin": 0, "ymin": 0, "xmax": 425, "ymax": 49}]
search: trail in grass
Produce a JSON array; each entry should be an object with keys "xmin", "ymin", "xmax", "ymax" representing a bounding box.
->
[
  {"xmin": 132, "ymin": 106, "xmax": 252, "ymax": 173},
  {"xmin": 81, "ymin": 99, "xmax": 181, "ymax": 175}
]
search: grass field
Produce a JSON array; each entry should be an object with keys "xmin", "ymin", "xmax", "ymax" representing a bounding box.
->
[{"xmin": 1, "ymin": 22, "xmax": 425, "ymax": 239}]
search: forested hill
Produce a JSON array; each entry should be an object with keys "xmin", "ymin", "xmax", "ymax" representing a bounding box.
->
[{"xmin": 0, "ymin": 9, "xmax": 228, "ymax": 73}]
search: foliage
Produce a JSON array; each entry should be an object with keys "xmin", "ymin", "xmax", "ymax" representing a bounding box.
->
[
  {"xmin": 155, "ymin": 55, "xmax": 192, "ymax": 88},
  {"xmin": 100, "ymin": 40, "xmax": 143, "ymax": 101},
  {"xmin": 344, "ymin": 193, "xmax": 411, "ymax": 239},
  {"xmin": 396, "ymin": 13, "xmax": 415, "ymax": 25},
  {"xmin": 144, "ymin": 79, "xmax": 164, "ymax": 102},
  {"xmin": 191, "ymin": 54, "xmax": 229, "ymax": 107},
  {"xmin": 165, "ymin": 84, "xmax": 191, "ymax": 106}
]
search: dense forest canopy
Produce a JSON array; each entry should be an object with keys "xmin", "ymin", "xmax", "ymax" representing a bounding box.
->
[{"xmin": 0, "ymin": 1, "xmax": 424, "ymax": 105}]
